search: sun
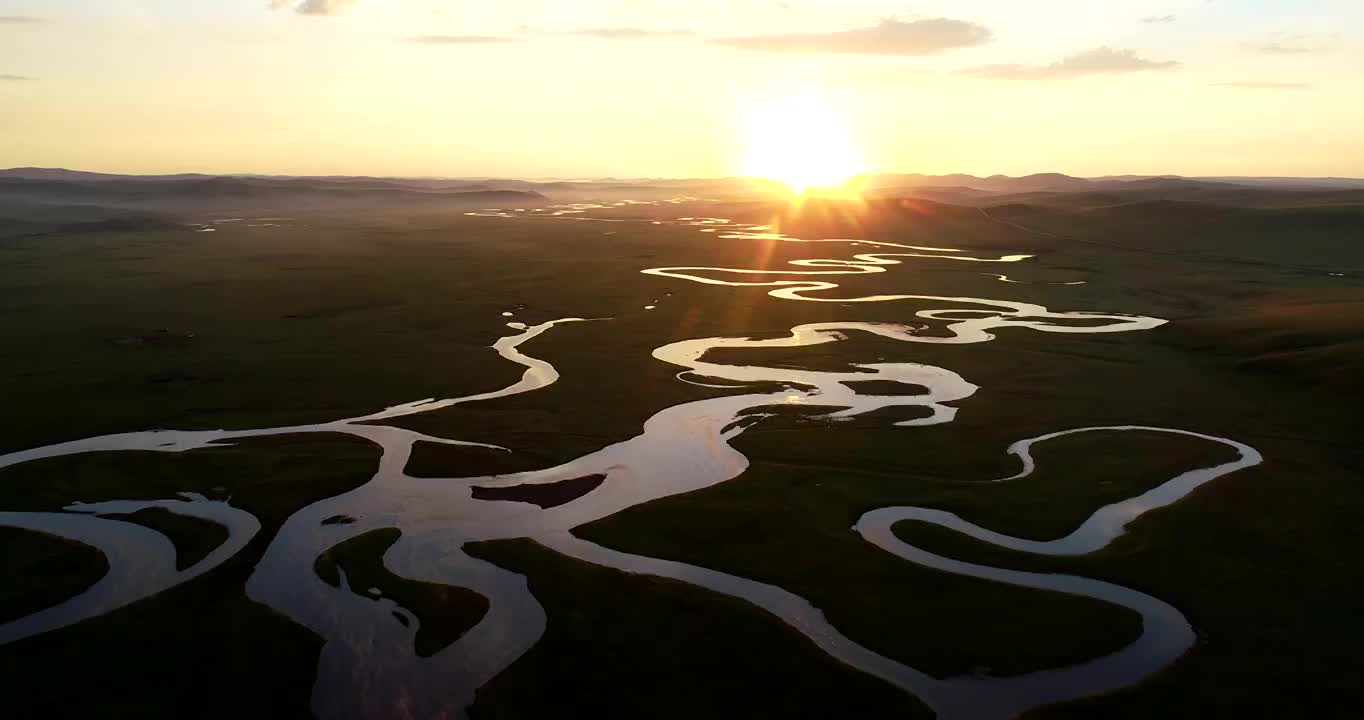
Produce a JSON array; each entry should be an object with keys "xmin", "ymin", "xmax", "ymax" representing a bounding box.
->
[{"xmin": 741, "ymin": 91, "xmax": 866, "ymax": 195}]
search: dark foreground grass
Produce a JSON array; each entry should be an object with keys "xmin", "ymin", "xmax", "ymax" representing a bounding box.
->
[
  {"xmin": 0, "ymin": 528, "xmax": 108, "ymax": 625},
  {"xmin": 467, "ymin": 538, "xmax": 930, "ymax": 719},
  {"xmin": 110, "ymin": 507, "xmax": 229, "ymax": 570},
  {"xmin": 893, "ymin": 436, "xmax": 1364, "ymax": 719}
]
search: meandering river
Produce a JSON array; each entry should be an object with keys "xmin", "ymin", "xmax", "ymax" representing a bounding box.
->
[{"xmin": 0, "ymin": 207, "xmax": 1261, "ymax": 719}]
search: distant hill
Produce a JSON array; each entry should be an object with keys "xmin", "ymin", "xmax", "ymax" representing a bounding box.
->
[
  {"xmin": 1098, "ymin": 175, "xmax": 1364, "ymax": 190},
  {"xmin": 0, "ymin": 167, "xmax": 216, "ymax": 182},
  {"xmin": 5, "ymin": 168, "xmax": 1363, "ymax": 203},
  {"xmin": 863, "ymin": 173, "xmax": 1095, "ymax": 193},
  {"xmin": 0, "ymin": 174, "xmax": 547, "ymax": 213},
  {"xmin": 862, "ymin": 172, "xmax": 1364, "ymax": 198},
  {"xmin": 986, "ymin": 184, "xmax": 1364, "ymax": 210},
  {"xmin": 981, "ymin": 196, "xmax": 1364, "ymax": 272},
  {"xmin": 6, "ymin": 168, "xmax": 1364, "ymax": 227}
]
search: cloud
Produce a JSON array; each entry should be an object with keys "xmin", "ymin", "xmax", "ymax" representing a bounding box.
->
[
  {"xmin": 713, "ymin": 18, "xmax": 992, "ymax": 56},
  {"xmin": 1256, "ymin": 42, "xmax": 1313, "ymax": 55},
  {"xmin": 270, "ymin": 0, "xmax": 358, "ymax": 16},
  {"xmin": 1252, "ymin": 33, "xmax": 1335, "ymax": 54},
  {"xmin": 566, "ymin": 28, "xmax": 693, "ymax": 39},
  {"xmin": 1210, "ymin": 81, "xmax": 1312, "ymax": 90},
  {"xmin": 0, "ymin": 16, "xmax": 43, "ymax": 24},
  {"xmin": 410, "ymin": 35, "xmax": 520, "ymax": 45},
  {"xmin": 962, "ymin": 47, "xmax": 1180, "ymax": 80},
  {"xmin": 1, "ymin": 74, "xmax": 33, "ymax": 81},
  {"xmin": 1142, "ymin": 15, "xmax": 1176, "ymax": 24}
]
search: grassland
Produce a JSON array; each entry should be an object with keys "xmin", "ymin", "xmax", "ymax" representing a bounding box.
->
[{"xmin": 0, "ymin": 196, "xmax": 1360, "ymax": 717}]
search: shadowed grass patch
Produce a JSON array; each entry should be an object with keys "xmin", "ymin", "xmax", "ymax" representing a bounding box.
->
[
  {"xmin": 0, "ymin": 528, "xmax": 108, "ymax": 625},
  {"xmin": 467, "ymin": 538, "xmax": 931, "ymax": 718}
]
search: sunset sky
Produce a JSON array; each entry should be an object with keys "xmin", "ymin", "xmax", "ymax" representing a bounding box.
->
[{"xmin": 2, "ymin": 0, "xmax": 1361, "ymax": 178}]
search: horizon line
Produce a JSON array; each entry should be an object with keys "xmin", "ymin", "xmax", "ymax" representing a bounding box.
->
[{"xmin": 3, "ymin": 166, "xmax": 1363, "ymax": 183}]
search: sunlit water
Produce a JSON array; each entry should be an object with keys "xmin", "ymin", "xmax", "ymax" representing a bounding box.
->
[{"xmin": 0, "ymin": 203, "xmax": 1261, "ymax": 719}]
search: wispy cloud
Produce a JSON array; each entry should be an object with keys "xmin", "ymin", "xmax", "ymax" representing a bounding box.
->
[
  {"xmin": 410, "ymin": 35, "xmax": 520, "ymax": 45},
  {"xmin": 566, "ymin": 28, "xmax": 693, "ymax": 39},
  {"xmin": 1251, "ymin": 33, "xmax": 1335, "ymax": 55},
  {"xmin": 1256, "ymin": 42, "xmax": 1313, "ymax": 55},
  {"xmin": 1142, "ymin": 15, "xmax": 1176, "ymax": 24},
  {"xmin": 270, "ymin": 0, "xmax": 358, "ymax": 16},
  {"xmin": 0, "ymin": 16, "xmax": 43, "ymax": 24},
  {"xmin": 962, "ymin": 47, "xmax": 1180, "ymax": 80},
  {"xmin": 713, "ymin": 18, "xmax": 992, "ymax": 56},
  {"xmin": 1210, "ymin": 81, "xmax": 1312, "ymax": 90},
  {"xmin": 1, "ymin": 74, "xmax": 33, "ymax": 81}
]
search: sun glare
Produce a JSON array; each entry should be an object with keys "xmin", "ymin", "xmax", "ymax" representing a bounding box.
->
[{"xmin": 742, "ymin": 92, "xmax": 866, "ymax": 195}]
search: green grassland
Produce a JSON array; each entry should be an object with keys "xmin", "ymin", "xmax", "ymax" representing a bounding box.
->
[{"xmin": 1, "ymin": 197, "xmax": 1361, "ymax": 717}]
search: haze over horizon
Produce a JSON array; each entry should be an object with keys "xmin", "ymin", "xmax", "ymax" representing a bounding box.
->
[
  {"xmin": 3, "ymin": 0, "xmax": 1362, "ymax": 179},
  {"xmin": 6, "ymin": 166, "xmax": 1364, "ymax": 184}
]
